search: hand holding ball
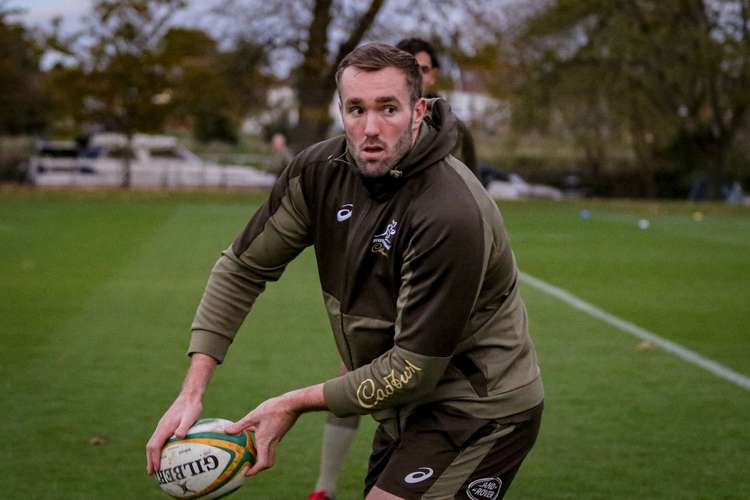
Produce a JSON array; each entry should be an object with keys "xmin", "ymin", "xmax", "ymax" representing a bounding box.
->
[{"xmin": 156, "ymin": 418, "xmax": 255, "ymax": 499}]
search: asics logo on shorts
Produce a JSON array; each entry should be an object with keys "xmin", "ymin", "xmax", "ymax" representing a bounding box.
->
[{"xmin": 404, "ymin": 467, "xmax": 433, "ymax": 484}]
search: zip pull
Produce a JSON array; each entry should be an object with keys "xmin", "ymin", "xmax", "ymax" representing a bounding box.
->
[{"xmin": 389, "ymin": 169, "xmax": 403, "ymax": 178}]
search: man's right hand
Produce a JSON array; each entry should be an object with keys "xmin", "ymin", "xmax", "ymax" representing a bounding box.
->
[
  {"xmin": 145, "ymin": 353, "xmax": 217, "ymax": 475},
  {"xmin": 145, "ymin": 395, "xmax": 203, "ymax": 475}
]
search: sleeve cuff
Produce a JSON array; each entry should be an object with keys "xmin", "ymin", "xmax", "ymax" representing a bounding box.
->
[
  {"xmin": 323, "ymin": 375, "xmax": 363, "ymax": 417},
  {"xmin": 188, "ymin": 330, "xmax": 232, "ymax": 364}
]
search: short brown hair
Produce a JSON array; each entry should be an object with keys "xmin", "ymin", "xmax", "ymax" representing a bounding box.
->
[{"xmin": 335, "ymin": 42, "xmax": 422, "ymax": 105}]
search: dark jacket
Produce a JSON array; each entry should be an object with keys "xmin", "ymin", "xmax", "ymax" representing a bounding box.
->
[
  {"xmin": 189, "ymin": 99, "xmax": 542, "ymax": 434},
  {"xmin": 425, "ymin": 91, "xmax": 478, "ymax": 177}
]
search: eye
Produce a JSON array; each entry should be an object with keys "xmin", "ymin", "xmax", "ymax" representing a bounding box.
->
[
  {"xmin": 383, "ymin": 105, "xmax": 398, "ymax": 115},
  {"xmin": 348, "ymin": 106, "xmax": 363, "ymax": 116}
]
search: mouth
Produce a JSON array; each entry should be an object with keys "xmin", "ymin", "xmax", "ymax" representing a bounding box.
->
[{"xmin": 361, "ymin": 144, "xmax": 385, "ymax": 160}]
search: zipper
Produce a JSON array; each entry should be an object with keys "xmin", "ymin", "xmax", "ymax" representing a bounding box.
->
[
  {"xmin": 338, "ymin": 172, "xmax": 375, "ymax": 369},
  {"xmin": 330, "ymin": 152, "xmax": 357, "ymax": 368}
]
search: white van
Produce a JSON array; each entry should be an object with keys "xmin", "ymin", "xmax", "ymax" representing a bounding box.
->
[{"xmin": 29, "ymin": 133, "xmax": 276, "ymax": 189}]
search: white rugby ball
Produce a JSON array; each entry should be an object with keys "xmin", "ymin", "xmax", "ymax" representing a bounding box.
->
[{"xmin": 155, "ymin": 418, "xmax": 256, "ymax": 499}]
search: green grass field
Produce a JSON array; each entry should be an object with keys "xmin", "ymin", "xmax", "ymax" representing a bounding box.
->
[{"xmin": 1, "ymin": 189, "xmax": 748, "ymax": 499}]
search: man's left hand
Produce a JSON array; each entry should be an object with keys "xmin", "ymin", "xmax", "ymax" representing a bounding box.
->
[
  {"xmin": 225, "ymin": 396, "xmax": 299, "ymax": 476},
  {"xmin": 224, "ymin": 383, "xmax": 327, "ymax": 476}
]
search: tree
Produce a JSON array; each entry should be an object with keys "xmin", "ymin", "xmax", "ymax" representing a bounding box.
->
[
  {"xmin": 159, "ymin": 28, "xmax": 231, "ymax": 143},
  {"xmin": 159, "ymin": 28, "xmax": 271, "ymax": 143},
  {"xmin": 212, "ymin": 0, "xmax": 387, "ymax": 150},
  {"xmin": 0, "ymin": 3, "xmax": 48, "ymax": 135},
  {"xmin": 514, "ymin": 0, "xmax": 750, "ymax": 198},
  {"xmin": 42, "ymin": 0, "xmax": 272, "ymax": 168},
  {"xmin": 66, "ymin": 0, "xmax": 189, "ymax": 186},
  {"xmin": 291, "ymin": 0, "xmax": 387, "ymax": 148},
  {"xmin": 212, "ymin": 0, "xmax": 518, "ymax": 150},
  {"xmin": 206, "ymin": 0, "xmax": 527, "ymax": 151}
]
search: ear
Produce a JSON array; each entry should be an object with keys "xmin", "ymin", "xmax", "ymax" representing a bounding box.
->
[{"xmin": 411, "ymin": 98, "xmax": 427, "ymax": 135}]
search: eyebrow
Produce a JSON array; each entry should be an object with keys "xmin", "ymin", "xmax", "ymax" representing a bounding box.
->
[
  {"xmin": 375, "ymin": 96, "xmax": 400, "ymax": 104},
  {"xmin": 344, "ymin": 96, "xmax": 402, "ymax": 106}
]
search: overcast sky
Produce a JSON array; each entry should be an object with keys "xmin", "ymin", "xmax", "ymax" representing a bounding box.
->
[
  {"xmin": 12, "ymin": 0, "xmax": 90, "ymax": 25},
  {"xmin": 12, "ymin": 0, "xmax": 519, "ymax": 30},
  {"xmin": 11, "ymin": 0, "xmax": 206, "ymax": 30}
]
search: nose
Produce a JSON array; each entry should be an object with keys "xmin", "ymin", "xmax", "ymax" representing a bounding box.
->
[{"xmin": 363, "ymin": 112, "xmax": 380, "ymax": 138}]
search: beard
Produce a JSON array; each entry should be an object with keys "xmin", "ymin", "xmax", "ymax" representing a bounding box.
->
[{"xmin": 347, "ymin": 114, "xmax": 414, "ymax": 178}]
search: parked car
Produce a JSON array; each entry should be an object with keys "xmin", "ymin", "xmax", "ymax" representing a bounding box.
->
[
  {"xmin": 479, "ymin": 166, "xmax": 563, "ymax": 200},
  {"xmin": 28, "ymin": 133, "xmax": 276, "ymax": 189},
  {"xmin": 26, "ymin": 140, "xmax": 88, "ymax": 185}
]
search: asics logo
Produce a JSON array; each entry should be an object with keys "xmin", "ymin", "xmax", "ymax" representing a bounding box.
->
[
  {"xmin": 336, "ymin": 203, "xmax": 353, "ymax": 222},
  {"xmin": 404, "ymin": 467, "xmax": 433, "ymax": 484}
]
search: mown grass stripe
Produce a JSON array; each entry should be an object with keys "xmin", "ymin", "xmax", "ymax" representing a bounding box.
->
[{"xmin": 520, "ymin": 271, "xmax": 750, "ymax": 392}]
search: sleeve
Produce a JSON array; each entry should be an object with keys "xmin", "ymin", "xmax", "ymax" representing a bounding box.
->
[
  {"xmin": 323, "ymin": 192, "xmax": 486, "ymax": 415},
  {"xmin": 188, "ymin": 161, "xmax": 313, "ymax": 363}
]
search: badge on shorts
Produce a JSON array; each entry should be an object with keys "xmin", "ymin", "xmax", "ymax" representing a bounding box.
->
[{"xmin": 466, "ymin": 477, "xmax": 502, "ymax": 500}]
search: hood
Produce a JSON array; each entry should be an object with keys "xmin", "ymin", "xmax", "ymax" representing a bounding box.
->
[
  {"xmin": 346, "ymin": 98, "xmax": 459, "ymax": 200},
  {"xmin": 390, "ymin": 97, "xmax": 459, "ymax": 178}
]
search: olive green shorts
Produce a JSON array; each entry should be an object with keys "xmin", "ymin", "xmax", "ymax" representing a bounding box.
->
[{"xmin": 364, "ymin": 402, "xmax": 543, "ymax": 499}]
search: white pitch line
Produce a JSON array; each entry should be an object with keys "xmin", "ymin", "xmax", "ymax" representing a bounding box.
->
[{"xmin": 519, "ymin": 271, "xmax": 750, "ymax": 392}]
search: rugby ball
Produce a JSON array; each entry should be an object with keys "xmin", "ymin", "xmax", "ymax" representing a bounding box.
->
[{"xmin": 155, "ymin": 418, "xmax": 255, "ymax": 499}]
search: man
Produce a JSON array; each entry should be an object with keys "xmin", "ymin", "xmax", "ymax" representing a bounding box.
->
[
  {"xmin": 310, "ymin": 37, "xmax": 481, "ymax": 500},
  {"xmin": 146, "ymin": 43, "xmax": 543, "ymax": 500},
  {"xmin": 396, "ymin": 37, "xmax": 478, "ymax": 177},
  {"xmin": 269, "ymin": 131, "xmax": 294, "ymax": 176}
]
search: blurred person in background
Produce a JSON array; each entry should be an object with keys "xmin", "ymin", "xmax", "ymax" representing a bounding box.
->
[
  {"xmin": 397, "ymin": 37, "xmax": 478, "ymax": 178},
  {"xmin": 270, "ymin": 132, "xmax": 294, "ymax": 176}
]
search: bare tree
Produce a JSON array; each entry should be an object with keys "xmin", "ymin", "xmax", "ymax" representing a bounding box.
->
[
  {"xmin": 210, "ymin": 0, "xmax": 385, "ymax": 150},
  {"xmin": 208, "ymin": 0, "xmax": 512, "ymax": 149}
]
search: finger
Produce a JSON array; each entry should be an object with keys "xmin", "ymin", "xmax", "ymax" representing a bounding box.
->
[
  {"xmin": 146, "ymin": 425, "xmax": 175, "ymax": 474},
  {"xmin": 223, "ymin": 422, "xmax": 242, "ymax": 435},
  {"xmin": 246, "ymin": 450, "xmax": 275, "ymax": 476},
  {"xmin": 146, "ymin": 447, "xmax": 154, "ymax": 475},
  {"xmin": 224, "ymin": 415, "xmax": 256, "ymax": 435},
  {"xmin": 246, "ymin": 456, "xmax": 271, "ymax": 476},
  {"xmin": 245, "ymin": 437, "xmax": 275, "ymax": 476},
  {"xmin": 146, "ymin": 438, "xmax": 162, "ymax": 475},
  {"xmin": 174, "ymin": 416, "xmax": 193, "ymax": 438},
  {"xmin": 146, "ymin": 435, "xmax": 168, "ymax": 474}
]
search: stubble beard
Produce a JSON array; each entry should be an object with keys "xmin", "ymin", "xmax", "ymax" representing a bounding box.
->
[{"xmin": 348, "ymin": 114, "xmax": 414, "ymax": 178}]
